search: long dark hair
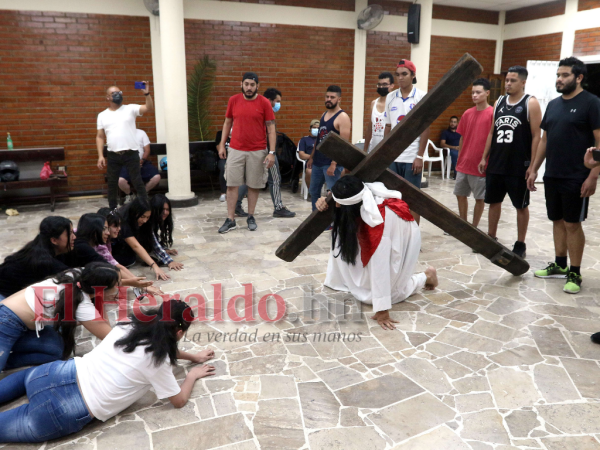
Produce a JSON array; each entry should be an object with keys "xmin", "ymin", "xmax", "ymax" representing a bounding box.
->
[
  {"xmin": 150, "ymin": 194, "xmax": 174, "ymax": 248},
  {"xmin": 118, "ymin": 198, "xmax": 153, "ymax": 251},
  {"xmin": 331, "ymin": 176, "xmax": 364, "ymax": 265},
  {"xmin": 52, "ymin": 262, "xmax": 120, "ymax": 358},
  {"xmin": 76, "ymin": 213, "xmax": 106, "ymax": 247},
  {"xmin": 115, "ymin": 299, "xmax": 192, "ymax": 367},
  {"xmin": 97, "ymin": 207, "xmax": 122, "ymax": 228},
  {"xmin": 0, "ymin": 216, "xmax": 72, "ymax": 273}
]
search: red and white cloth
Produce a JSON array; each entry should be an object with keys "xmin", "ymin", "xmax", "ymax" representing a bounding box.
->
[{"xmin": 325, "ymin": 182, "xmax": 427, "ymax": 312}]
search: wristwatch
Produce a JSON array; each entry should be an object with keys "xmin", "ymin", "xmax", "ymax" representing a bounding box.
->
[
  {"xmin": 415, "ymin": 155, "xmax": 424, "ymax": 160},
  {"xmin": 269, "ymin": 151, "xmax": 275, "ymax": 155}
]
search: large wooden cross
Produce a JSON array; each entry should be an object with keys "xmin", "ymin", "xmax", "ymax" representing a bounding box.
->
[{"xmin": 276, "ymin": 54, "xmax": 529, "ymax": 276}]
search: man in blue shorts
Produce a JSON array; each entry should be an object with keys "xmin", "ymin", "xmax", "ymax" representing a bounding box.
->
[{"xmin": 118, "ymin": 128, "xmax": 161, "ymax": 202}]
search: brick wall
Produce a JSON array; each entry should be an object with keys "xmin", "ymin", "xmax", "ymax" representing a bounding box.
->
[
  {"xmin": 369, "ymin": 0, "xmax": 411, "ymax": 16},
  {"xmin": 184, "ymin": 20, "xmax": 355, "ymax": 147},
  {"xmin": 215, "ymin": 0, "xmax": 355, "ymax": 11},
  {"xmin": 574, "ymin": 27, "xmax": 600, "ymax": 55},
  {"xmin": 428, "ymin": 36, "xmax": 497, "ymax": 148},
  {"xmin": 432, "ymin": 5, "xmax": 499, "ymax": 24},
  {"xmin": 505, "ymin": 0, "xmax": 565, "ymax": 24},
  {"xmin": 0, "ymin": 10, "xmax": 155, "ymax": 194},
  {"xmin": 501, "ymin": 33, "xmax": 562, "ymax": 71},
  {"xmin": 363, "ymin": 30, "xmax": 411, "ymax": 142},
  {"xmin": 579, "ymin": 0, "xmax": 600, "ymax": 11}
]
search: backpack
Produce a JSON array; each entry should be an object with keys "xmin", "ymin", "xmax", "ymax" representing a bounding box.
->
[
  {"xmin": 275, "ymin": 132, "xmax": 297, "ymax": 183},
  {"xmin": 0, "ymin": 160, "xmax": 20, "ymax": 182}
]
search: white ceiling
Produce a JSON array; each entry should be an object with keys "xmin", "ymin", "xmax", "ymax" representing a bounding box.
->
[{"xmin": 432, "ymin": 0, "xmax": 556, "ymax": 11}]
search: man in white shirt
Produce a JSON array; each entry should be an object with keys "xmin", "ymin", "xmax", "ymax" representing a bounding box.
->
[
  {"xmin": 384, "ymin": 60, "xmax": 430, "ymax": 224},
  {"xmin": 118, "ymin": 129, "xmax": 161, "ymax": 202},
  {"xmin": 96, "ymin": 82, "xmax": 154, "ymax": 209}
]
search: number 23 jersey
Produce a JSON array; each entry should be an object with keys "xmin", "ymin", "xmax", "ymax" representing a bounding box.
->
[{"xmin": 487, "ymin": 94, "xmax": 532, "ymax": 177}]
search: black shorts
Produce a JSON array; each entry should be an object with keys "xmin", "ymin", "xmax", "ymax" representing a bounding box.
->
[
  {"xmin": 484, "ymin": 173, "xmax": 530, "ymax": 209},
  {"xmin": 120, "ymin": 160, "xmax": 160, "ymax": 184},
  {"xmin": 544, "ymin": 177, "xmax": 589, "ymax": 223}
]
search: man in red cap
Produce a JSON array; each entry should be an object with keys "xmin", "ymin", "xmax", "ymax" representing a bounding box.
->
[{"xmin": 384, "ymin": 59, "xmax": 430, "ymax": 224}]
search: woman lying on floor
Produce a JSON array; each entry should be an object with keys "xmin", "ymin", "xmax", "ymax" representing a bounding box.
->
[{"xmin": 0, "ymin": 299, "xmax": 215, "ymax": 443}]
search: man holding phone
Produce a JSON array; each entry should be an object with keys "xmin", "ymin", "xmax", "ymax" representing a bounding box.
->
[{"xmin": 96, "ymin": 81, "xmax": 154, "ymax": 210}]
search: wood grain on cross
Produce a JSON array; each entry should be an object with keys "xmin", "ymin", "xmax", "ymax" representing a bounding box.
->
[{"xmin": 276, "ymin": 53, "xmax": 529, "ymax": 276}]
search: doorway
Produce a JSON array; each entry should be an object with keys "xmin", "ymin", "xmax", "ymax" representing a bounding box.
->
[{"xmin": 585, "ymin": 63, "xmax": 600, "ymax": 98}]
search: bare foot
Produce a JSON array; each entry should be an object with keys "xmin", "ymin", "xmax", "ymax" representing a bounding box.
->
[
  {"xmin": 424, "ymin": 266, "xmax": 438, "ymax": 290},
  {"xmin": 371, "ymin": 310, "xmax": 399, "ymax": 330}
]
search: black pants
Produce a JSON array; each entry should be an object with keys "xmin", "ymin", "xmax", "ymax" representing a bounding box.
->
[{"xmin": 107, "ymin": 150, "xmax": 147, "ymax": 209}]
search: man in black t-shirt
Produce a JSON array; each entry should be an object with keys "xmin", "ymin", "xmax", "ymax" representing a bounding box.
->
[
  {"xmin": 440, "ymin": 116, "xmax": 461, "ymax": 179},
  {"xmin": 527, "ymin": 57, "xmax": 600, "ymax": 294},
  {"xmin": 479, "ymin": 66, "xmax": 542, "ymax": 259}
]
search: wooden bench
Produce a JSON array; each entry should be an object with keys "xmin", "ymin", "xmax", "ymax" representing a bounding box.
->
[
  {"xmin": 0, "ymin": 147, "xmax": 68, "ymax": 211},
  {"xmin": 102, "ymin": 141, "xmax": 220, "ymax": 199}
]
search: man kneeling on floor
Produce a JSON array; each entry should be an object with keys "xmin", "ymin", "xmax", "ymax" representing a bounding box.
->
[{"xmin": 316, "ymin": 176, "xmax": 438, "ymax": 330}]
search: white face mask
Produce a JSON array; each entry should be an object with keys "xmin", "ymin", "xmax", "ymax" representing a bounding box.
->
[{"xmin": 311, "ymin": 128, "xmax": 318, "ymax": 137}]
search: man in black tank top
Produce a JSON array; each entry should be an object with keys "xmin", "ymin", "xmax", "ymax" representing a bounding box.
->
[
  {"xmin": 307, "ymin": 85, "xmax": 351, "ymax": 211},
  {"xmin": 478, "ymin": 66, "xmax": 542, "ymax": 259}
]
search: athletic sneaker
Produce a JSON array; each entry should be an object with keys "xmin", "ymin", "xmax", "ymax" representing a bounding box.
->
[
  {"xmin": 563, "ymin": 272, "xmax": 582, "ymax": 294},
  {"xmin": 235, "ymin": 205, "xmax": 249, "ymax": 217},
  {"xmin": 247, "ymin": 215, "xmax": 257, "ymax": 231},
  {"xmin": 273, "ymin": 207, "xmax": 296, "ymax": 218},
  {"xmin": 534, "ymin": 262, "xmax": 569, "ymax": 279},
  {"xmin": 218, "ymin": 218, "xmax": 237, "ymax": 234},
  {"xmin": 591, "ymin": 332, "xmax": 600, "ymax": 344},
  {"xmin": 219, "ymin": 194, "xmax": 226, "ymax": 202},
  {"xmin": 512, "ymin": 241, "xmax": 526, "ymax": 259},
  {"xmin": 133, "ymin": 287, "xmax": 142, "ymax": 298}
]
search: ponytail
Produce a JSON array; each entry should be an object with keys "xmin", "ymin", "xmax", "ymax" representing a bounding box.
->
[
  {"xmin": 114, "ymin": 299, "xmax": 192, "ymax": 367},
  {"xmin": 53, "ymin": 262, "xmax": 120, "ymax": 358}
]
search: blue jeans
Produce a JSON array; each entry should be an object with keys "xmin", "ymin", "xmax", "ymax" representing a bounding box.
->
[
  {"xmin": 309, "ymin": 165, "xmax": 343, "ymax": 210},
  {"xmin": 0, "ymin": 359, "xmax": 92, "ymax": 443},
  {"xmin": 389, "ymin": 162, "xmax": 422, "ymax": 189},
  {"xmin": 449, "ymin": 149, "xmax": 458, "ymax": 175},
  {"xmin": 0, "ymin": 305, "xmax": 64, "ymax": 373}
]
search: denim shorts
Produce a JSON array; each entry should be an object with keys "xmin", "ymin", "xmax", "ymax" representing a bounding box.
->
[{"xmin": 389, "ymin": 162, "xmax": 422, "ymax": 189}]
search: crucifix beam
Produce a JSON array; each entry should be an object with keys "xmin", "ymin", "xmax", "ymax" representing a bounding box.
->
[{"xmin": 276, "ymin": 54, "xmax": 528, "ymax": 276}]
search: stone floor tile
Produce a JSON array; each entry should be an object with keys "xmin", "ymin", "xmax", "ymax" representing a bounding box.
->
[
  {"xmin": 537, "ymin": 403, "xmax": 600, "ymax": 434},
  {"xmin": 452, "ymin": 375, "xmax": 490, "ymax": 394},
  {"xmin": 435, "ymin": 328, "xmax": 503, "ymax": 353},
  {"xmin": 97, "ymin": 422, "xmax": 150, "ymax": 450},
  {"xmin": 297, "ymin": 381, "xmax": 340, "ymax": 428},
  {"xmin": 460, "ymin": 409, "xmax": 511, "ymax": 445},
  {"xmin": 454, "ymin": 393, "xmax": 495, "ymax": 413},
  {"xmin": 488, "ymin": 367, "xmax": 540, "ymax": 409},
  {"xmin": 213, "ymin": 392, "xmax": 237, "ymax": 415},
  {"xmin": 229, "ymin": 355, "xmax": 286, "ymax": 376},
  {"xmin": 340, "ymin": 406, "xmax": 365, "ymax": 426},
  {"xmin": 336, "ymin": 372, "xmax": 424, "ymax": 408},
  {"xmin": 369, "ymin": 393, "xmax": 455, "ymax": 443},
  {"xmin": 195, "ymin": 396, "xmax": 215, "ymax": 420},
  {"xmin": 391, "ymin": 426, "xmax": 471, "ymax": 449},
  {"xmin": 505, "ymin": 410, "xmax": 540, "ymax": 437},
  {"xmin": 529, "ymin": 326, "xmax": 576, "ymax": 357},
  {"xmin": 561, "ymin": 358, "xmax": 600, "ymax": 398},
  {"xmin": 542, "ymin": 436, "xmax": 600, "ymax": 450},
  {"xmin": 489, "ymin": 345, "xmax": 544, "ymax": 366},
  {"xmin": 308, "ymin": 426, "xmax": 387, "ymax": 450},
  {"xmin": 448, "ymin": 351, "xmax": 492, "ymax": 371},
  {"xmin": 396, "ymin": 357, "xmax": 453, "ymax": 394},
  {"xmin": 137, "ymin": 402, "xmax": 198, "ymax": 431},
  {"xmin": 317, "ymin": 365, "xmax": 364, "ymax": 390},
  {"xmin": 253, "ymin": 399, "xmax": 305, "ymax": 450},
  {"xmin": 533, "ymin": 363, "xmax": 580, "ymax": 403},
  {"xmin": 433, "ymin": 357, "xmax": 473, "ymax": 379},
  {"xmin": 354, "ymin": 347, "xmax": 397, "ymax": 369}
]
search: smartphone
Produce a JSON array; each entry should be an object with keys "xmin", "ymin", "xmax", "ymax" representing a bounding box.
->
[
  {"xmin": 134, "ymin": 81, "xmax": 146, "ymax": 90},
  {"xmin": 593, "ymin": 149, "xmax": 600, "ymax": 162}
]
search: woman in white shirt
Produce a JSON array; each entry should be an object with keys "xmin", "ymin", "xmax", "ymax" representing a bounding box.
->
[
  {"xmin": 0, "ymin": 262, "xmax": 119, "ymax": 373},
  {"xmin": 0, "ymin": 299, "xmax": 214, "ymax": 443}
]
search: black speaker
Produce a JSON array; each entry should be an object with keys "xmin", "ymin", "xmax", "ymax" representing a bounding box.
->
[{"xmin": 407, "ymin": 4, "xmax": 421, "ymax": 44}]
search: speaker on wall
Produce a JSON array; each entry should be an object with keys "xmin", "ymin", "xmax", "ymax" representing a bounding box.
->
[{"xmin": 407, "ymin": 4, "xmax": 421, "ymax": 44}]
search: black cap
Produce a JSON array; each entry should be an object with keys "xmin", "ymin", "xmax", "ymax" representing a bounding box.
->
[{"xmin": 242, "ymin": 72, "xmax": 259, "ymax": 83}]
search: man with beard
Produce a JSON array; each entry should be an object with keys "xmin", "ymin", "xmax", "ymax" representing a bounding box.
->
[
  {"xmin": 307, "ymin": 85, "xmax": 351, "ymax": 211},
  {"xmin": 479, "ymin": 66, "xmax": 542, "ymax": 259},
  {"xmin": 217, "ymin": 72, "xmax": 276, "ymax": 233},
  {"xmin": 96, "ymin": 82, "xmax": 153, "ymax": 210},
  {"xmin": 365, "ymin": 72, "xmax": 395, "ymax": 153},
  {"xmin": 315, "ymin": 176, "xmax": 438, "ymax": 330},
  {"xmin": 440, "ymin": 116, "xmax": 461, "ymax": 179},
  {"xmin": 527, "ymin": 57, "xmax": 600, "ymax": 294},
  {"xmin": 384, "ymin": 60, "xmax": 429, "ymax": 224}
]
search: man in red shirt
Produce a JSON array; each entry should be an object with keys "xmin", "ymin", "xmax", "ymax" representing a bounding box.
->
[
  {"xmin": 453, "ymin": 78, "xmax": 493, "ymax": 230},
  {"xmin": 217, "ymin": 72, "xmax": 276, "ymax": 233}
]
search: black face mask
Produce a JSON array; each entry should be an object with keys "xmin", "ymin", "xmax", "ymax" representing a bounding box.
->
[
  {"xmin": 112, "ymin": 92, "xmax": 123, "ymax": 105},
  {"xmin": 377, "ymin": 87, "xmax": 389, "ymax": 97}
]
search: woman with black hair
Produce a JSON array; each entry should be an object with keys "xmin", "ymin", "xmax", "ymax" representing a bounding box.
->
[
  {"xmin": 0, "ymin": 299, "xmax": 215, "ymax": 443},
  {"xmin": 0, "ymin": 262, "xmax": 119, "ymax": 374},
  {"xmin": 149, "ymin": 194, "xmax": 183, "ymax": 270},
  {"xmin": 0, "ymin": 216, "xmax": 75, "ymax": 300},
  {"xmin": 111, "ymin": 197, "xmax": 170, "ymax": 280},
  {"xmin": 316, "ymin": 176, "xmax": 438, "ymax": 330}
]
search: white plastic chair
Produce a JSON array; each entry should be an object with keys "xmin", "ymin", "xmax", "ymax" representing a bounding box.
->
[
  {"xmin": 296, "ymin": 149, "xmax": 308, "ymax": 200},
  {"xmin": 424, "ymin": 140, "xmax": 445, "ymax": 180}
]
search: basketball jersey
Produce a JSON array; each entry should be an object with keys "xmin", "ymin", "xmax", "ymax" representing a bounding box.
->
[
  {"xmin": 313, "ymin": 109, "xmax": 344, "ymax": 167},
  {"xmin": 368, "ymin": 101, "xmax": 386, "ymax": 153},
  {"xmin": 486, "ymin": 94, "xmax": 532, "ymax": 176}
]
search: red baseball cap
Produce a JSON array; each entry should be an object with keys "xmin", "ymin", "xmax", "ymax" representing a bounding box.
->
[{"xmin": 397, "ymin": 59, "xmax": 417, "ymax": 84}]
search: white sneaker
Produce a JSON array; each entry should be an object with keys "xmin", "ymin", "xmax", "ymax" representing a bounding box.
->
[
  {"xmin": 219, "ymin": 194, "xmax": 226, "ymax": 202},
  {"xmin": 124, "ymin": 194, "xmax": 132, "ymax": 203}
]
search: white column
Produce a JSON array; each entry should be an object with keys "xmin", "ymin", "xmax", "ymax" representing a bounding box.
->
[
  {"xmin": 149, "ymin": 15, "xmax": 166, "ymax": 142},
  {"xmin": 410, "ymin": 0, "xmax": 432, "ymax": 92},
  {"xmin": 351, "ymin": 0, "xmax": 368, "ymax": 144},
  {"xmin": 494, "ymin": 11, "xmax": 505, "ymax": 74},
  {"xmin": 560, "ymin": 0, "xmax": 578, "ymax": 58},
  {"xmin": 159, "ymin": 0, "xmax": 197, "ymax": 204}
]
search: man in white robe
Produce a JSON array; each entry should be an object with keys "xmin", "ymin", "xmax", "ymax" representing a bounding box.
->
[{"xmin": 316, "ymin": 176, "xmax": 438, "ymax": 330}]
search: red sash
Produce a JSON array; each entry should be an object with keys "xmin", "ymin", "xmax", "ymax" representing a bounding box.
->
[{"xmin": 356, "ymin": 198, "xmax": 414, "ymax": 267}]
